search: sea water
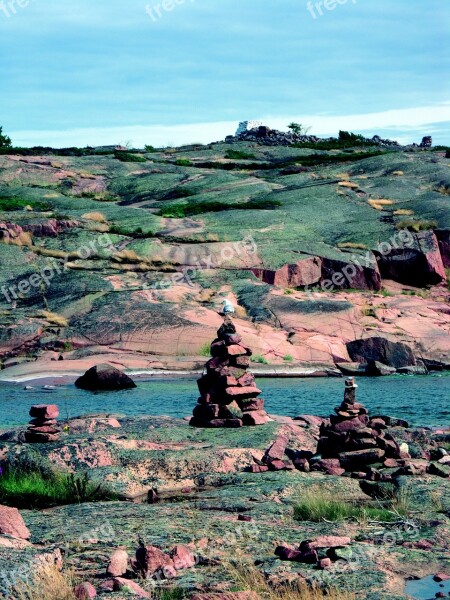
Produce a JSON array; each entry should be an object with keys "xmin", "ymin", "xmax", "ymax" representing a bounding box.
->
[{"xmin": 0, "ymin": 374, "xmax": 448, "ymax": 429}]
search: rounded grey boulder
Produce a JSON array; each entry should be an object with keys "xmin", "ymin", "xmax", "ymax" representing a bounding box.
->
[{"xmin": 75, "ymin": 363, "xmax": 137, "ymax": 391}]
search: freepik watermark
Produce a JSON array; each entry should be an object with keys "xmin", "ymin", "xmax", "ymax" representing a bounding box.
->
[
  {"xmin": 304, "ymin": 228, "xmax": 415, "ymax": 298},
  {"xmin": 0, "ymin": 0, "xmax": 36, "ymax": 19},
  {"xmin": 1, "ymin": 233, "xmax": 114, "ymax": 305},
  {"xmin": 145, "ymin": 0, "xmax": 194, "ymax": 23},
  {"xmin": 145, "ymin": 234, "xmax": 258, "ymax": 291},
  {"xmin": 307, "ymin": 0, "xmax": 357, "ymax": 20}
]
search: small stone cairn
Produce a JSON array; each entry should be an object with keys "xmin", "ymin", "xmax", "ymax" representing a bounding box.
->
[
  {"xmin": 316, "ymin": 377, "xmax": 404, "ymax": 474},
  {"xmin": 25, "ymin": 404, "xmax": 61, "ymax": 443},
  {"xmin": 189, "ymin": 318, "xmax": 270, "ymax": 428}
]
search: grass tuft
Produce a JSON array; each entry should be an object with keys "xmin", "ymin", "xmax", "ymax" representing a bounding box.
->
[
  {"xmin": 294, "ymin": 487, "xmax": 404, "ymax": 523},
  {"xmin": 0, "ymin": 468, "xmax": 116, "ymax": 509},
  {"xmin": 225, "ymin": 558, "xmax": 355, "ymax": 599},
  {"xmin": 12, "ymin": 565, "xmax": 77, "ymax": 600},
  {"xmin": 396, "ymin": 219, "xmax": 438, "ymax": 232}
]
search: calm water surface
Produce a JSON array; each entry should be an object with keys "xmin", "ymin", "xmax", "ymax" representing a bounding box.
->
[{"xmin": 0, "ymin": 375, "xmax": 448, "ymax": 429}]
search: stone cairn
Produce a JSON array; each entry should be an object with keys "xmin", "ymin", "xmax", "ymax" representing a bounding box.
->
[
  {"xmin": 25, "ymin": 404, "xmax": 61, "ymax": 443},
  {"xmin": 316, "ymin": 378, "xmax": 404, "ymax": 475},
  {"xmin": 189, "ymin": 318, "xmax": 270, "ymax": 427}
]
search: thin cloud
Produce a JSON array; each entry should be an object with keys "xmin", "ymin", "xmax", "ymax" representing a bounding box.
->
[{"xmin": 11, "ymin": 105, "xmax": 450, "ymax": 148}]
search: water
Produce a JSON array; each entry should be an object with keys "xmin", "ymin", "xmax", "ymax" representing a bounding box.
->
[
  {"xmin": 405, "ymin": 575, "xmax": 450, "ymax": 599},
  {"xmin": 0, "ymin": 374, "xmax": 448, "ymax": 429}
]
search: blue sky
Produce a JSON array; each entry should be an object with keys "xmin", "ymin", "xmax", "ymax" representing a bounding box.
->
[{"xmin": 0, "ymin": 0, "xmax": 449, "ymax": 147}]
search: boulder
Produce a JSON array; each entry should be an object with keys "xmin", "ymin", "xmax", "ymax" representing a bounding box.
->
[
  {"xmin": 347, "ymin": 337, "xmax": 416, "ymax": 369},
  {"xmin": 29, "ymin": 404, "xmax": 59, "ymax": 419},
  {"xmin": 375, "ymin": 230, "xmax": 446, "ymax": 286},
  {"xmin": 113, "ymin": 578, "xmax": 151, "ymax": 597},
  {"xmin": 366, "ymin": 361, "xmax": 397, "ymax": 376},
  {"xmin": 339, "ymin": 448, "xmax": 385, "ymax": 468},
  {"xmin": 135, "ymin": 545, "xmax": 174, "ymax": 579},
  {"xmin": 321, "ymin": 254, "xmax": 382, "ymax": 291},
  {"xmin": 73, "ymin": 582, "xmax": 97, "ymax": 599},
  {"xmin": 0, "ymin": 505, "xmax": 31, "ymax": 540},
  {"xmin": 435, "ymin": 229, "xmax": 450, "ymax": 268},
  {"xmin": 75, "ymin": 363, "xmax": 137, "ymax": 391},
  {"xmin": 170, "ymin": 544, "xmax": 196, "ymax": 569},
  {"xmin": 427, "ymin": 462, "xmax": 450, "ymax": 478},
  {"xmin": 252, "ymin": 256, "xmax": 322, "ymax": 288},
  {"xmin": 106, "ymin": 549, "xmax": 129, "ymax": 577},
  {"xmin": 303, "ymin": 535, "xmax": 351, "ymax": 549}
]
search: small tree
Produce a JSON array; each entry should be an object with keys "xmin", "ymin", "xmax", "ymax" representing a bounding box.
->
[
  {"xmin": 0, "ymin": 126, "xmax": 12, "ymax": 149},
  {"xmin": 287, "ymin": 122, "xmax": 311, "ymax": 136}
]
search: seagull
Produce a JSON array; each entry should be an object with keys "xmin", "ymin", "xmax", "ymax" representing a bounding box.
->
[{"xmin": 222, "ymin": 299, "xmax": 235, "ymax": 315}]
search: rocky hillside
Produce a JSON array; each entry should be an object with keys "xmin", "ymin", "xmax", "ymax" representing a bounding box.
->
[{"xmin": 0, "ymin": 136, "xmax": 449, "ymax": 375}]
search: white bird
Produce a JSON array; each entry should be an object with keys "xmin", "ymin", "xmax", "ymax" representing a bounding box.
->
[{"xmin": 222, "ymin": 299, "xmax": 235, "ymax": 315}]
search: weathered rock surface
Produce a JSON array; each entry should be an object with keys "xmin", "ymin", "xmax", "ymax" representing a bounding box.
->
[{"xmin": 375, "ymin": 230, "xmax": 446, "ymax": 286}]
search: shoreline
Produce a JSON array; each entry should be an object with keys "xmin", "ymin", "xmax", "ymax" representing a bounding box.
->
[{"xmin": 0, "ymin": 356, "xmax": 344, "ymax": 384}]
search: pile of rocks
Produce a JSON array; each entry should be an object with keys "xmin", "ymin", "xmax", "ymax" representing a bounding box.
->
[
  {"xmin": 25, "ymin": 404, "xmax": 61, "ymax": 443},
  {"xmin": 275, "ymin": 535, "xmax": 352, "ymax": 570},
  {"xmin": 225, "ymin": 125, "xmax": 404, "ymax": 148},
  {"xmin": 315, "ymin": 378, "xmax": 404, "ymax": 474},
  {"xmin": 189, "ymin": 318, "xmax": 270, "ymax": 428}
]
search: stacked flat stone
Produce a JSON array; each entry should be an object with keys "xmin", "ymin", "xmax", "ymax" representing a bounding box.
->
[
  {"xmin": 189, "ymin": 318, "xmax": 270, "ymax": 428},
  {"xmin": 317, "ymin": 378, "xmax": 403, "ymax": 472},
  {"xmin": 25, "ymin": 404, "xmax": 61, "ymax": 443}
]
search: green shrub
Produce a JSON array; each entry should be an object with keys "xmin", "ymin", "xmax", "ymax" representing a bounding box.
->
[
  {"xmin": 114, "ymin": 150, "xmax": 147, "ymax": 163},
  {"xmin": 0, "ymin": 468, "xmax": 116, "ymax": 509},
  {"xmin": 175, "ymin": 158, "xmax": 193, "ymax": 167},
  {"xmin": 0, "ymin": 196, "xmax": 52, "ymax": 212},
  {"xmin": 160, "ymin": 197, "xmax": 281, "ymax": 218},
  {"xmin": 145, "ymin": 144, "xmax": 157, "ymax": 152},
  {"xmin": 287, "ymin": 122, "xmax": 311, "ymax": 136},
  {"xmin": 225, "ymin": 149, "xmax": 256, "ymax": 160},
  {"xmin": 109, "ymin": 225, "xmax": 154, "ymax": 238},
  {"xmin": 0, "ymin": 126, "xmax": 12, "ymax": 149},
  {"xmin": 283, "ymin": 354, "xmax": 294, "ymax": 362},
  {"xmin": 251, "ymin": 355, "xmax": 268, "ymax": 364},
  {"xmin": 199, "ymin": 341, "xmax": 211, "ymax": 357}
]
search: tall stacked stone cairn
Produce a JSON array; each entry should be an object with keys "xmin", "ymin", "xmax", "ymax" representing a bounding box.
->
[
  {"xmin": 316, "ymin": 378, "xmax": 404, "ymax": 475},
  {"xmin": 25, "ymin": 404, "xmax": 61, "ymax": 443},
  {"xmin": 189, "ymin": 318, "xmax": 270, "ymax": 427}
]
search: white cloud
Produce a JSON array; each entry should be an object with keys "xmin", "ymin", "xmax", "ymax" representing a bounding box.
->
[{"xmin": 10, "ymin": 104, "xmax": 450, "ymax": 148}]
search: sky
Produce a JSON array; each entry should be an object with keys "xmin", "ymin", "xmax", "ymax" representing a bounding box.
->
[{"xmin": 0, "ymin": 0, "xmax": 449, "ymax": 148}]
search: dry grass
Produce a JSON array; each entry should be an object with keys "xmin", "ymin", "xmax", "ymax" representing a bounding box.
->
[
  {"xmin": 34, "ymin": 310, "xmax": 69, "ymax": 327},
  {"xmin": 226, "ymin": 559, "xmax": 355, "ymax": 599},
  {"xmin": 13, "ymin": 565, "xmax": 77, "ymax": 600},
  {"xmin": 338, "ymin": 181, "xmax": 359, "ymax": 189},
  {"xmin": 111, "ymin": 249, "xmax": 145, "ymax": 263},
  {"xmin": 81, "ymin": 211, "xmax": 107, "ymax": 223},
  {"xmin": 87, "ymin": 222, "xmax": 110, "ymax": 233},
  {"xmin": 368, "ymin": 199, "xmax": 395, "ymax": 210},
  {"xmin": 396, "ymin": 219, "xmax": 438, "ymax": 232},
  {"xmin": 3, "ymin": 231, "xmax": 33, "ymax": 247},
  {"xmin": 393, "ymin": 209, "xmax": 414, "ymax": 216},
  {"xmin": 337, "ymin": 242, "xmax": 368, "ymax": 250}
]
